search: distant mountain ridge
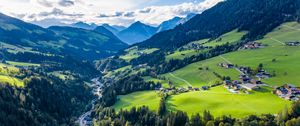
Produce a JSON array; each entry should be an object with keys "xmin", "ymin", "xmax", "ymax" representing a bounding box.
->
[
  {"xmin": 0, "ymin": 13, "xmax": 128, "ymax": 60},
  {"xmin": 71, "ymin": 22, "xmax": 97, "ymax": 30},
  {"xmin": 116, "ymin": 21, "xmax": 157, "ymax": 45}
]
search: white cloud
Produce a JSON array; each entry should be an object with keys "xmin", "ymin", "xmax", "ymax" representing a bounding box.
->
[{"xmin": 0, "ymin": 0, "xmax": 222, "ymax": 27}]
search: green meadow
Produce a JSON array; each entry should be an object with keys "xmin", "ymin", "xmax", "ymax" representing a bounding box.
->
[
  {"xmin": 167, "ymin": 86, "xmax": 290, "ymax": 118},
  {"xmin": 112, "ymin": 91, "xmax": 160, "ymax": 111},
  {"xmin": 120, "ymin": 47, "xmax": 159, "ymax": 61}
]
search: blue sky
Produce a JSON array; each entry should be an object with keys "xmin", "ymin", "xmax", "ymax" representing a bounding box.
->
[{"xmin": 0, "ymin": 0, "xmax": 220, "ymax": 27}]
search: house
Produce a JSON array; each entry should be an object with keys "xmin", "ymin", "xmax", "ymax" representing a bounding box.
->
[
  {"xmin": 239, "ymin": 74, "xmax": 251, "ymax": 83},
  {"xmin": 238, "ymin": 67, "xmax": 251, "ymax": 74},
  {"xmin": 219, "ymin": 63, "xmax": 234, "ymax": 69},
  {"xmin": 241, "ymin": 42, "xmax": 264, "ymax": 50},
  {"xmin": 194, "ymin": 88, "xmax": 200, "ymax": 91},
  {"xmin": 188, "ymin": 86, "xmax": 193, "ymax": 90},
  {"xmin": 285, "ymin": 41, "xmax": 300, "ymax": 46},
  {"xmin": 202, "ymin": 86, "xmax": 210, "ymax": 90}
]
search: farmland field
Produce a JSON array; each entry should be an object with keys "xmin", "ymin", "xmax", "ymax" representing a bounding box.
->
[
  {"xmin": 120, "ymin": 47, "xmax": 159, "ymax": 61},
  {"xmin": 167, "ymin": 86, "xmax": 290, "ymax": 117},
  {"xmin": 112, "ymin": 91, "xmax": 160, "ymax": 111},
  {"xmin": 164, "ymin": 22, "xmax": 300, "ymax": 87}
]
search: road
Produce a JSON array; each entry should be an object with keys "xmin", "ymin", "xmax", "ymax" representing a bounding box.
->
[
  {"xmin": 219, "ymin": 56, "xmax": 244, "ymax": 74},
  {"xmin": 78, "ymin": 78, "xmax": 103, "ymax": 126}
]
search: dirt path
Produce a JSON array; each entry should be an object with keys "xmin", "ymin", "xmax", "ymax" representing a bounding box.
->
[
  {"xmin": 270, "ymin": 38, "xmax": 285, "ymax": 45},
  {"xmin": 169, "ymin": 73, "xmax": 193, "ymax": 87}
]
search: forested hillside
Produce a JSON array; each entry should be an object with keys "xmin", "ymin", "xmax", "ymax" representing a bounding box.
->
[{"xmin": 138, "ymin": 0, "xmax": 300, "ymax": 50}]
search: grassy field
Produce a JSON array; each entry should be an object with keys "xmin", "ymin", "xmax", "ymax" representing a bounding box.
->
[
  {"xmin": 203, "ymin": 30, "xmax": 247, "ymax": 47},
  {"xmin": 0, "ymin": 63, "xmax": 24, "ymax": 87},
  {"xmin": 143, "ymin": 76, "xmax": 170, "ymax": 88},
  {"xmin": 219, "ymin": 22, "xmax": 300, "ymax": 86},
  {"xmin": 120, "ymin": 47, "xmax": 159, "ymax": 61},
  {"xmin": 0, "ymin": 75, "xmax": 24, "ymax": 87},
  {"xmin": 112, "ymin": 91, "xmax": 160, "ymax": 111},
  {"xmin": 167, "ymin": 86, "xmax": 290, "ymax": 118},
  {"xmin": 162, "ymin": 57, "xmax": 240, "ymax": 88},
  {"xmin": 164, "ymin": 22, "xmax": 300, "ymax": 87},
  {"xmin": 165, "ymin": 30, "xmax": 246, "ymax": 61},
  {"xmin": 7, "ymin": 61, "xmax": 40, "ymax": 67},
  {"xmin": 166, "ymin": 49, "xmax": 207, "ymax": 61}
]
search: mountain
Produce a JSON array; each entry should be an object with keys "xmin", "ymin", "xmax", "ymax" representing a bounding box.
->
[
  {"xmin": 94, "ymin": 26, "xmax": 123, "ymax": 41},
  {"xmin": 156, "ymin": 13, "xmax": 197, "ymax": 33},
  {"xmin": 117, "ymin": 21, "xmax": 157, "ymax": 45},
  {"xmin": 156, "ymin": 17, "xmax": 182, "ymax": 33},
  {"xmin": 48, "ymin": 26, "xmax": 128, "ymax": 60},
  {"xmin": 0, "ymin": 13, "xmax": 127, "ymax": 60},
  {"xmin": 138, "ymin": 0, "xmax": 300, "ymax": 50},
  {"xmin": 102, "ymin": 24, "xmax": 126, "ymax": 35},
  {"xmin": 71, "ymin": 22, "xmax": 97, "ymax": 30}
]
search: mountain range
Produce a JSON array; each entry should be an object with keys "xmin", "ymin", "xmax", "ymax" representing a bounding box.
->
[
  {"xmin": 0, "ymin": 13, "xmax": 128, "ymax": 60},
  {"xmin": 67, "ymin": 14, "xmax": 196, "ymax": 45}
]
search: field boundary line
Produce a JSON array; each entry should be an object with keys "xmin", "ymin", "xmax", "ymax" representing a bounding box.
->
[
  {"xmin": 168, "ymin": 73, "xmax": 192, "ymax": 87},
  {"xmin": 219, "ymin": 56, "xmax": 244, "ymax": 74},
  {"xmin": 270, "ymin": 38, "xmax": 285, "ymax": 45}
]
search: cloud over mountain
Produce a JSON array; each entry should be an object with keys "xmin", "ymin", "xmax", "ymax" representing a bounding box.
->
[{"xmin": 0, "ymin": 0, "xmax": 222, "ymax": 27}]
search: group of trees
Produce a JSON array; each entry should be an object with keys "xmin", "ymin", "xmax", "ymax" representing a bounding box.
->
[
  {"xmin": 91, "ymin": 101, "xmax": 300, "ymax": 126},
  {"xmin": 0, "ymin": 76, "xmax": 93, "ymax": 126}
]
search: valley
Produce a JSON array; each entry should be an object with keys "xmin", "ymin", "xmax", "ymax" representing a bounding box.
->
[{"xmin": 2, "ymin": 0, "xmax": 300, "ymax": 126}]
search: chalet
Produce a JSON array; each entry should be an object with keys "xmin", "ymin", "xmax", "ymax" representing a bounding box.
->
[
  {"xmin": 241, "ymin": 42, "xmax": 264, "ymax": 50},
  {"xmin": 224, "ymin": 80, "xmax": 241, "ymax": 91},
  {"xmin": 285, "ymin": 41, "xmax": 300, "ymax": 46},
  {"xmin": 239, "ymin": 74, "xmax": 251, "ymax": 83},
  {"xmin": 202, "ymin": 86, "xmax": 210, "ymax": 90},
  {"xmin": 194, "ymin": 88, "xmax": 200, "ymax": 91},
  {"xmin": 219, "ymin": 63, "xmax": 234, "ymax": 69},
  {"xmin": 238, "ymin": 67, "xmax": 251, "ymax": 74}
]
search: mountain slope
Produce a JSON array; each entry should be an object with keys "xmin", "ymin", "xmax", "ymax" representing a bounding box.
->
[
  {"xmin": 94, "ymin": 26, "xmax": 120, "ymax": 40},
  {"xmin": 0, "ymin": 13, "xmax": 127, "ymax": 60},
  {"xmin": 156, "ymin": 14, "xmax": 196, "ymax": 33},
  {"xmin": 102, "ymin": 24, "xmax": 126, "ymax": 35},
  {"xmin": 117, "ymin": 21, "xmax": 157, "ymax": 45},
  {"xmin": 138, "ymin": 0, "xmax": 300, "ymax": 50},
  {"xmin": 49, "ymin": 26, "xmax": 128, "ymax": 60}
]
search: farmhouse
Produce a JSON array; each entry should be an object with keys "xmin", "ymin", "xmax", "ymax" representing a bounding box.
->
[
  {"xmin": 202, "ymin": 86, "xmax": 210, "ymax": 90},
  {"xmin": 239, "ymin": 74, "xmax": 251, "ymax": 83},
  {"xmin": 219, "ymin": 63, "xmax": 234, "ymax": 69},
  {"xmin": 240, "ymin": 41, "xmax": 264, "ymax": 50},
  {"xmin": 285, "ymin": 41, "xmax": 300, "ymax": 46},
  {"xmin": 238, "ymin": 67, "xmax": 251, "ymax": 74}
]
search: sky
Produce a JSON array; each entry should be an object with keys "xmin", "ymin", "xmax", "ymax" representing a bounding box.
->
[{"xmin": 0, "ymin": 0, "xmax": 222, "ymax": 27}]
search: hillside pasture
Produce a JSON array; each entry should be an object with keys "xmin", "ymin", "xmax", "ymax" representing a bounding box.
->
[
  {"xmin": 167, "ymin": 86, "xmax": 290, "ymax": 118},
  {"xmin": 112, "ymin": 91, "xmax": 160, "ymax": 111}
]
